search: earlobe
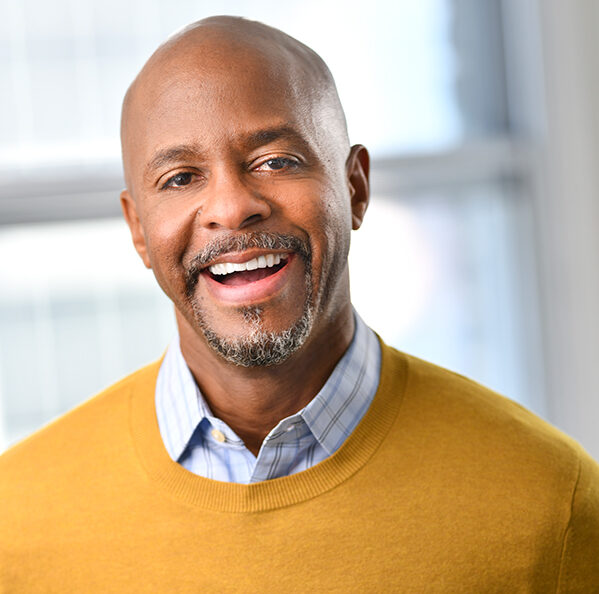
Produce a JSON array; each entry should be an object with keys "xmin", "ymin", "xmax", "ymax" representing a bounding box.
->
[
  {"xmin": 120, "ymin": 190, "xmax": 152, "ymax": 269},
  {"xmin": 346, "ymin": 144, "xmax": 370, "ymax": 230}
]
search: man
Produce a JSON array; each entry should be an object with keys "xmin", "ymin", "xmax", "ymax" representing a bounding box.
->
[{"xmin": 1, "ymin": 16, "xmax": 598, "ymax": 592}]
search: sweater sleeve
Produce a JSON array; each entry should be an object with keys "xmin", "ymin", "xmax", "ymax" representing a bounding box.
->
[{"xmin": 557, "ymin": 448, "xmax": 599, "ymax": 592}]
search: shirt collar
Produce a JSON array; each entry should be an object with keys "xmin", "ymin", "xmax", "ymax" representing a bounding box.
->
[
  {"xmin": 156, "ymin": 310, "xmax": 380, "ymax": 462},
  {"xmin": 299, "ymin": 312, "xmax": 380, "ymax": 454}
]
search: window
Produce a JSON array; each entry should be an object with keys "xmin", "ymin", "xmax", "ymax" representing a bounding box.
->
[{"xmin": 0, "ymin": 0, "xmax": 545, "ymax": 449}]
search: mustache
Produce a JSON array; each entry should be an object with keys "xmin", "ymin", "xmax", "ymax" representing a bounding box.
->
[{"xmin": 185, "ymin": 232, "xmax": 311, "ymax": 296}]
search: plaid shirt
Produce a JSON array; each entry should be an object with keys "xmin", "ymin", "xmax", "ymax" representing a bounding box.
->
[{"xmin": 155, "ymin": 312, "xmax": 381, "ymax": 483}]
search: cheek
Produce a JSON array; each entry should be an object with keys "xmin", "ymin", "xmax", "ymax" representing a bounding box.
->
[
  {"xmin": 141, "ymin": 205, "xmax": 196, "ymax": 291},
  {"xmin": 315, "ymin": 186, "xmax": 353, "ymax": 255},
  {"xmin": 290, "ymin": 187, "xmax": 352, "ymax": 285}
]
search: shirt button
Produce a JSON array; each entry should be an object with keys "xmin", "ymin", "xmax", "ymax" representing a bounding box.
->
[
  {"xmin": 286, "ymin": 425, "xmax": 295, "ymax": 432},
  {"xmin": 211, "ymin": 429, "xmax": 226, "ymax": 443}
]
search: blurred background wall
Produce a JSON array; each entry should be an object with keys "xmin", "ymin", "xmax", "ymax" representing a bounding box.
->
[{"xmin": 0, "ymin": 0, "xmax": 597, "ymax": 458}]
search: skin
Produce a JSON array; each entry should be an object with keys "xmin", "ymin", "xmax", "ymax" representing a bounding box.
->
[{"xmin": 120, "ymin": 17, "xmax": 370, "ymax": 456}]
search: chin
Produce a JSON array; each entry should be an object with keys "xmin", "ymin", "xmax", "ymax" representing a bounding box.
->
[{"xmin": 193, "ymin": 301, "xmax": 315, "ymax": 367}]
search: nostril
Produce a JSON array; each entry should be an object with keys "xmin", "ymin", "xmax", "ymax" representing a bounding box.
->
[
  {"xmin": 205, "ymin": 213, "xmax": 264, "ymax": 230},
  {"xmin": 197, "ymin": 186, "xmax": 271, "ymax": 230},
  {"xmin": 242, "ymin": 213, "xmax": 265, "ymax": 227}
]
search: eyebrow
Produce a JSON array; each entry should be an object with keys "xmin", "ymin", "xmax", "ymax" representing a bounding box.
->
[
  {"xmin": 144, "ymin": 125, "xmax": 312, "ymax": 178},
  {"xmin": 144, "ymin": 145, "xmax": 205, "ymax": 179},
  {"xmin": 245, "ymin": 125, "xmax": 308, "ymax": 149}
]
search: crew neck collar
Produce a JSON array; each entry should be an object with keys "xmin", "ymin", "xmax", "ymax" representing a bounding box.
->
[{"xmin": 129, "ymin": 339, "xmax": 408, "ymax": 513}]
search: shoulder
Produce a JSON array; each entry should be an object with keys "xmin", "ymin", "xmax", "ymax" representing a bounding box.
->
[
  {"xmin": 376, "ymin": 343, "xmax": 599, "ymax": 585},
  {"xmin": 0, "ymin": 360, "xmax": 161, "ymax": 494},
  {"xmin": 380, "ymin": 342, "xmax": 595, "ymax": 492}
]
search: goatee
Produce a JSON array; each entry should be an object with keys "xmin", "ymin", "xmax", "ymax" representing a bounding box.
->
[{"xmin": 185, "ymin": 232, "xmax": 314, "ymax": 367}]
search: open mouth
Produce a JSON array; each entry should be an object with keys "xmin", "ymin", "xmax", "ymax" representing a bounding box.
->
[{"xmin": 205, "ymin": 253, "xmax": 290, "ymax": 286}]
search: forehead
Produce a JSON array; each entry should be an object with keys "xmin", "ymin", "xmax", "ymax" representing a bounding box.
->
[{"xmin": 132, "ymin": 46, "xmax": 317, "ymax": 141}]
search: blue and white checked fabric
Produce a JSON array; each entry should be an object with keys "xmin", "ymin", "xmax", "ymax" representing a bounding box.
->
[{"xmin": 155, "ymin": 311, "xmax": 381, "ymax": 483}]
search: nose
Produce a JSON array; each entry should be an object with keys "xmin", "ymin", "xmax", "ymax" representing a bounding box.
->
[{"xmin": 197, "ymin": 167, "xmax": 271, "ymax": 230}]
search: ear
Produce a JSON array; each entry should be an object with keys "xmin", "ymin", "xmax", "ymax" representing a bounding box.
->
[
  {"xmin": 346, "ymin": 144, "xmax": 370, "ymax": 230},
  {"xmin": 120, "ymin": 189, "xmax": 151, "ymax": 269}
]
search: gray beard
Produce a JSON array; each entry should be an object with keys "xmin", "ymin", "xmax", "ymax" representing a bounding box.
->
[
  {"xmin": 195, "ymin": 302, "xmax": 314, "ymax": 367},
  {"xmin": 185, "ymin": 232, "xmax": 315, "ymax": 367}
]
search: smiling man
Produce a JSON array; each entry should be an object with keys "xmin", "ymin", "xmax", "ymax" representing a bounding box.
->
[
  {"xmin": 119, "ymin": 16, "xmax": 370, "ymax": 462},
  {"xmin": 1, "ymin": 16, "xmax": 599, "ymax": 592}
]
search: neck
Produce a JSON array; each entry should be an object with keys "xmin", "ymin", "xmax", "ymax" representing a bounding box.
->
[{"xmin": 176, "ymin": 302, "xmax": 355, "ymax": 456}]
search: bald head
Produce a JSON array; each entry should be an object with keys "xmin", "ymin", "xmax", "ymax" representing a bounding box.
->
[{"xmin": 120, "ymin": 16, "xmax": 350, "ymax": 189}]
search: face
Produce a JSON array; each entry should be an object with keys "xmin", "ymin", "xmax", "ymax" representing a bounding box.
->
[{"xmin": 121, "ymin": 43, "xmax": 369, "ymax": 366}]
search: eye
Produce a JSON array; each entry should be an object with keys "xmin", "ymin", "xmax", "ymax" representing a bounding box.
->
[
  {"xmin": 254, "ymin": 157, "xmax": 300, "ymax": 172},
  {"xmin": 161, "ymin": 171, "xmax": 194, "ymax": 190}
]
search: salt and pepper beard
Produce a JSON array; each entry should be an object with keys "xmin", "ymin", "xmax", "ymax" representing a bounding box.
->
[{"xmin": 184, "ymin": 232, "xmax": 315, "ymax": 367}]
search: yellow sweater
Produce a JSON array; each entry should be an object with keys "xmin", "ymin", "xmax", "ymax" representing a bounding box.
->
[{"xmin": 1, "ymin": 344, "xmax": 598, "ymax": 592}]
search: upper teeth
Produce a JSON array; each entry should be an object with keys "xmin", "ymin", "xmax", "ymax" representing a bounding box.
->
[{"xmin": 208, "ymin": 253, "xmax": 288, "ymax": 275}]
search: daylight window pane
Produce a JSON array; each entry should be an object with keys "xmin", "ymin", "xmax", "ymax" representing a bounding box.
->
[
  {"xmin": 0, "ymin": 0, "xmax": 507, "ymax": 170},
  {"xmin": 350, "ymin": 183, "xmax": 541, "ymax": 414},
  {"xmin": 0, "ymin": 219, "xmax": 175, "ymax": 448}
]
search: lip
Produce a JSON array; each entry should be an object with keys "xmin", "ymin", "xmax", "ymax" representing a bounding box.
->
[{"xmin": 200, "ymin": 252, "xmax": 298, "ymax": 305}]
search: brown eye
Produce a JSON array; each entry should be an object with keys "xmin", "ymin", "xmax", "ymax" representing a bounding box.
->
[
  {"xmin": 255, "ymin": 157, "xmax": 300, "ymax": 172},
  {"xmin": 162, "ymin": 172, "xmax": 193, "ymax": 189},
  {"xmin": 265, "ymin": 158, "xmax": 288, "ymax": 170}
]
